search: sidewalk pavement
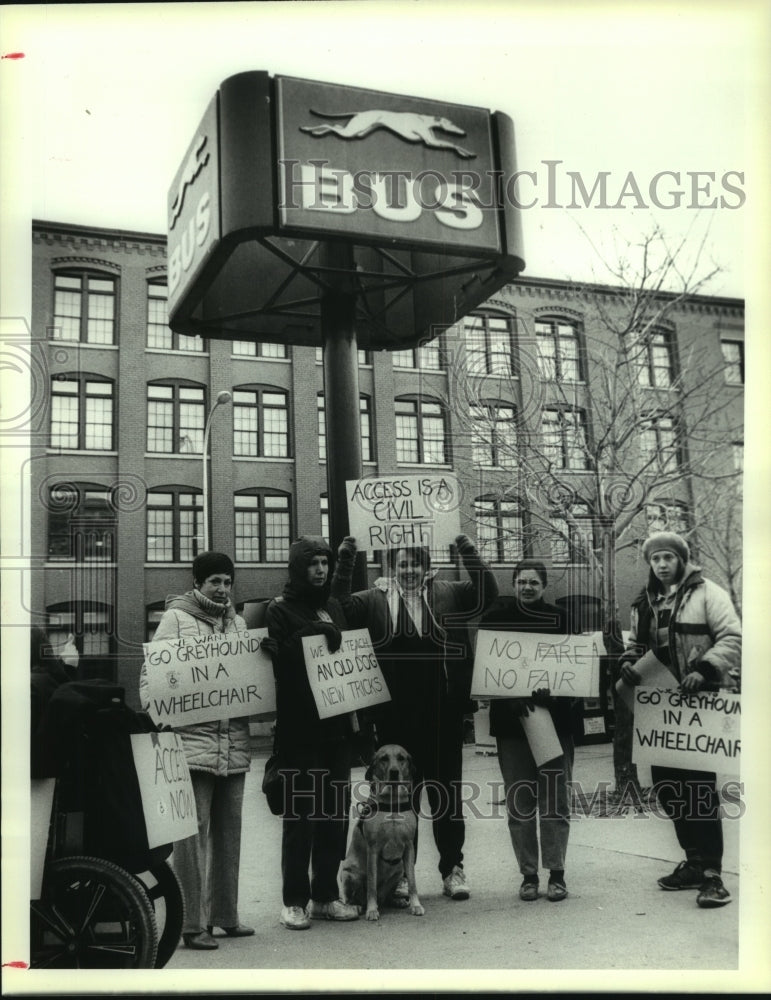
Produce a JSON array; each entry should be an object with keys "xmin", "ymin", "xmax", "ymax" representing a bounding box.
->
[{"xmin": 165, "ymin": 741, "xmax": 744, "ymax": 985}]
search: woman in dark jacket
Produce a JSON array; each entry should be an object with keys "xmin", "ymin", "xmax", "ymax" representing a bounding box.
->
[
  {"xmin": 479, "ymin": 559, "xmax": 575, "ymax": 903},
  {"xmin": 266, "ymin": 536, "xmax": 359, "ymax": 930}
]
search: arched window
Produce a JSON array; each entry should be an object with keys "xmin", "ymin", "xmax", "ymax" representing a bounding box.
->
[
  {"xmin": 146, "ymin": 280, "xmax": 204, "ymax": 352},
  {"xmin": 147, "ymin": 380, "xmax": 206, "ymax": 454},
  {"xmin": 233, "ymin": 385, "xmax": 290, "ymax": 458},
  {"xmin": 395, "ymin": 395, "xmax": 448, "ymax": 465},
  {"xmin": 540, "ymin": 407, "xmax": 590, "ymax": 470},
  {"xmin": 50, "ymin": 373, "xmax": 115, "ymax": 451},
  {"xmin": 52, "ymin": 269, "xmax": 117, "ymax": 344},
  {"xmin": 47, "ymin": 481, "xmax": 117, "ymax": 562},
  {"xmin": 146, "ymin": 486, "xmax": 203, "ymax": 562},
  {"xmin": 629, "ymin": 326, "xmax": 675, "ymax": 388},
  {"xmin": 234, "ymin": 489, "xmax": 291, "ymax": 563},
  {"xmin": 470, "ymin": 400, "xmax": 518, "ymax": 468},
  {"xmin": 474, "ymin": 495, "xmax": 528, "ymax": 564},
  {"xmin": 535, "ymin": 316, "xmax": 583, "ymax": 382},
  {"xmin": 463, "ymin": 312, "xmax": 516, "ymax": 376}
]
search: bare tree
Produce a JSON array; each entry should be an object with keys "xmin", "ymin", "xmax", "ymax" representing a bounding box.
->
[{"xmin": 448, "ymin": 223, "xmax": 743, "ymax": 791}]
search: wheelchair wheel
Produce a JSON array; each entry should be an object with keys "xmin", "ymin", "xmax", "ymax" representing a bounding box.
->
[
  {"xmin": 30, "ymin": 855, "xmax": 158, "ymax": 969},
  {"xmin": 134, "ymin": 860, "xmax": 185, "ymax": 967}
]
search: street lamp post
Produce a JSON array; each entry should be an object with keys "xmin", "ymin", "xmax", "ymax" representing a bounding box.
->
[{"xmin": 202, "ymin": 390, "xmax": 232, "ymax": 552}]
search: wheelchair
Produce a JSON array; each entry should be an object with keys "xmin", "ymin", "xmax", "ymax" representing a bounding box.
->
[{"xmin": 30, "ymin": 680, "xmax": 185, "ymax": 969}]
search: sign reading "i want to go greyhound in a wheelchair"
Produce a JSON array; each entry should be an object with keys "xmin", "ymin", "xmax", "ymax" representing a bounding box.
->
[{"xmin": 142, "ymin": 628, "xmax": 276, "ymax": 726}]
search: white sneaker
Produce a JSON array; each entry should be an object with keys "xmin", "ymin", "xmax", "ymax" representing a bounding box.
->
[
  {"xmin": 442, "ymin": 866, "xmax": 470, "ymax": 900},
  {"xmin": 309, "ymin": 899, "xmax": 360, "ymax": 921},
  {"xmin": 280, "ymin": 905, "xmax": 311, "ymax": 930}
]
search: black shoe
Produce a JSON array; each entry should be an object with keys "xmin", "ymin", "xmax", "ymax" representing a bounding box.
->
[
  {"xmin": 183, "ymin": 930, "xmax": 219, "ymax": 950},
  {"xmin": 657, "ymin": 860, "xmax": 704, "ymax": 891},
  {"xmin": 697, "ymin": 875, "xmax": 732, "ymax": 908},
  {"xmin": 207, "ymin": 923, "xmax": 255, "ymax": 937}
]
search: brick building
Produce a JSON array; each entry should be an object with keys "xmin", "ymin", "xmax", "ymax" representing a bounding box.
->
[{"xmin": 30, "ymin": 220, "xmax": 744, "ymax": 705}]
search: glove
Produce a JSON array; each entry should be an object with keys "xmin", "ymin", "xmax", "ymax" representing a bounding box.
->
[
  {"xmin": 507, "ymin": 698, "xmax": 534, "ymax": 718},
  {"xmin": 454, "ymin": 534, "xmax": 477, "ymax": 557},
  {"xmin": 315, "ymin": 621, "xmax": 343, "ymax": 653},
  {"xmin": 337, "ymin": 536, "xmax": 357, "ymax": 563},
  {"xmin": 259, "ymin": 636, "xmax": 279, "ymax": 660},
  {"xmin": 530, "ymin": 687, "xmax": 552, "ymax": 707}
]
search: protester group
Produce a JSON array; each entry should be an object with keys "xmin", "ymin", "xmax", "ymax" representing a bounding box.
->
[{"xmin": 31, "ymin": 523, "xmax": 742, "ymax": 952}]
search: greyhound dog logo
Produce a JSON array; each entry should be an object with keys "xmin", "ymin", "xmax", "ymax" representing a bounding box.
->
[{"xmin": 299, "ymin": 109, "xmax": 477, "ymax": 159}]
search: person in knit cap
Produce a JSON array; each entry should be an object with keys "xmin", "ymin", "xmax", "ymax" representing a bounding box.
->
[
  {"xmin": 618, "ymin": 531, "xmax": 741, "ymax": 908},
  {"xmin": 266, "ymin": 536, "xmax": 360, "ymax": 930},
  {"xmin": 139, "ymin": 551, "xmax": 254, "ymax": 950}
]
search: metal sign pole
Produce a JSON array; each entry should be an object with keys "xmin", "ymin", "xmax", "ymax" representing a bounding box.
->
[{"xmin": 320, "ymin": 242, "xmax": 368, "ymax": 591}]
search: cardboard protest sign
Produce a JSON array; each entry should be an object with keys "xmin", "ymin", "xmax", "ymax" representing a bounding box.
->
[
  {"xmin": 31, "ymin": 778, "xmax": 56, "ymax": 899},
  {"xmin": 143, "ymin": 628, "xmax": 275, "ymax": 727},
  {"xmin": 521, "ymin": 706, "xmax": 564, "ymax": 766},
  {"xmin": 130, "ymin": 731, "xmax": 198, "ymax": 848},
  {"xmin": 471, "ymin": 629, "xmax": 601, "ymax": 699},
  {"xmin": 615, "ymin": 650, "xmax": 677, "ymax": 710},
  {"xmin": 632, "ymin": 687, "xmax": 741, "ymax": 776},
  {"xmin": 302, "ymin": 628, "xmax": 391, "ymax": 719},
  {"xmin": 346, "ymin": 473, "xmax": 461, "ymax": 552}
]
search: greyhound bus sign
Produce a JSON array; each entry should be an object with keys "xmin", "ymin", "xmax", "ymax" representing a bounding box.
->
[
  {"xmin": 167, "ymin": 71, "xmax": 524, "ymax": 350},
  {"xmin": 276, "ymin": 75, "xmax": 501, "ymax": 252}
]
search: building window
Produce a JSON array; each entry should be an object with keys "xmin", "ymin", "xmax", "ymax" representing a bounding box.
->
[
  {"xmin": 47, "ymin": 601, "xmax": 114, "ymax": 658},
  {"xmin": 721, "ymin": 340, "xmax": 744, "ymax": 385},
  {"xmin": 639, "ymin": 413, "xmax": 680, "ymax": 468},
  {"xmin": 318, "ymin": 393, "xmax": 374, "ymax": 462},
  {"xmin": 233, "ymin": 340, "xmax": 288, "ymax": 359},
  {"xmin": 147, "ymin": 381, "xmax": 206, "ymax": 454},
  {"xmin": 630, "ymin": 328, "xmax": 675, "ymax": 388},
  {"xmin": 463, "ymin": 312, "xmax": 516, "ymax": 376},
  {"xmin": 234, "ymin": 490, "xmax": 291, "ymax": 563},
  {"xmin": 540, "ymin": 408, "xmax": 589, "ymax": 470},
  {"xmin": 233, "ymin": 386, "xmax": 290, "ymax": 458},
  {"xmin": 646, "ymin": 501, "xmax": 690, "ymax": 536},
  {"xmin": 550, "ymin": 502, "xmax": 596, "ymax": 565},
  {"xmin": 146, "ymin": 488, "xmax": 203, "ymax": 562},
  {"xmin": 535, "ymin": 317, "xmax": 582, "ymax": 382},
  {"xmin": 146, "ymin": 281, "xmax": 204, "ymax": 352},
  {"xmin": 52, "ymin": 271, "xmax": 116, "ymax": 345},
  {"xmin": 392, "ymin": 339, "xmax": 443, "ymax": 370},
  {"xmin": 47, "ymin": 482, "xmax": 117, "ymax": 561},
  {"xmin": 50, "ymin": 374, "xmax": 114, "ymax": 451},
  {"xmin": 470, "ymin": 402, "xmax": 517, "ymax": 468},
  {"xmin": 395, "ymin": 397, "xmax": 448, "ymax": 465},
  {"xmin": 315, "ymin": 347, "xmax": 371, "ymax": 365},
  {"xmin": 474, "ymin": 496, "xmax": 526, "ymax": 564}
]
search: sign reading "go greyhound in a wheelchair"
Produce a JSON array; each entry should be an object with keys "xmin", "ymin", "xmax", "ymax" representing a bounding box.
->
[{"xmin": 142, "ymin": 629, "xmax": 276, "ymax": 727}]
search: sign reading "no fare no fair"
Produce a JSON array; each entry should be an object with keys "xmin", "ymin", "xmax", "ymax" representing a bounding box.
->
[
  {"xmin": 471, "ymin": 629, "xmax": 603, "ymax": 698},
  {"xmin": 345, "ymin": 473, "xmax": 461, "ymax": 553}
]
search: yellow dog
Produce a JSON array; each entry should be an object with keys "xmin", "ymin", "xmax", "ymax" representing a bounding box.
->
[{"xmin": 340, "ymin": 744, "xmax": 425, "ymax": 921}]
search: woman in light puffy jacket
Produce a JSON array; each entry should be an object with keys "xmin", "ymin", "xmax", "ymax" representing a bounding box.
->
[{"xmin": 139, "ymin": 551, "xmax": 254, "ymax": 950}]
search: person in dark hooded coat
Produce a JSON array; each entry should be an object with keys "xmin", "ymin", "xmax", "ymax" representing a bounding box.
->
[{"xmin": 266, "ymin": 536, "xmax": 360, "ymax": 930}]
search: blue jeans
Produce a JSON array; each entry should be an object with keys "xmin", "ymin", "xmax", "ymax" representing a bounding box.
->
[{"xmin": 497, "ymin": 732, "xmax": 573, "ymax": 876}]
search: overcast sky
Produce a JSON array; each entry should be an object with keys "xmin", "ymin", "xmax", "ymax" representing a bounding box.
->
[{"xmin": 2, "ymin": 1, "xmax": 769, "ymax": 308}]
